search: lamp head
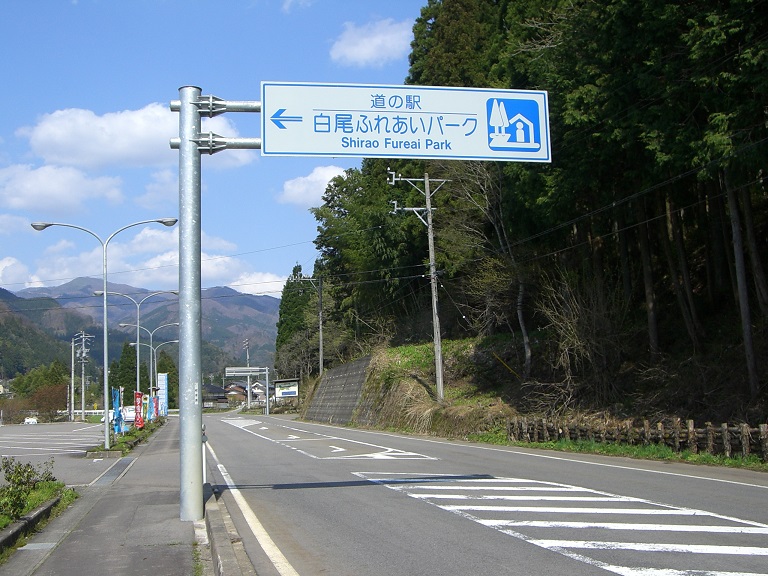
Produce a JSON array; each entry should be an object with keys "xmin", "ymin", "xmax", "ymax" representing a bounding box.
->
[
  {"xmin": 31, "ymin": 222, "xmax": 52, "ymax": 231},
  {"xmin": 93, "ymin": 291, "xmax": 104, "ymax": 296},
  {"xmin": 158, "ymin": 218, "xmax": 178, "ymax": 227}
]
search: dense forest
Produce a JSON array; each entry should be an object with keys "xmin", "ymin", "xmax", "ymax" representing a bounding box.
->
[{"xmin": 276, "ymin": 0, "xmax": 767, "ymax": 423}]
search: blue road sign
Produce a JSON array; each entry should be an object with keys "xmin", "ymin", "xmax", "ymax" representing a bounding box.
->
[{"xmin": 261, "ymin": 82, "xmax": 551, "ymax": 163}]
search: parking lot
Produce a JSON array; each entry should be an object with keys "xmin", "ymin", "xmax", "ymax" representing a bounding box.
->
[{"xmin": 0, "ymin": 422, "xmax": 116, "ymax": 486}]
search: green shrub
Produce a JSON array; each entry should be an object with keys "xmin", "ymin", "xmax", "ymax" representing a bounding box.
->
[{"xmin": 0, "ymin": 457, "xmax": 56, "ymax": 520}]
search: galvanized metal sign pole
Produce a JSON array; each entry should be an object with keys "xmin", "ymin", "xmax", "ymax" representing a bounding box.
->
[{"xmin": 170, "ymin": 88, "xmax": 261, "ymax": 522}]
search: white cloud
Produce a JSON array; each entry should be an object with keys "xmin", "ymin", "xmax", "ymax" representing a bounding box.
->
[
  {"xmin": 19, "ymin": 103, "xmax": 177, "ymax": 169},
  {"xmin": 117, "ymin": 249, "xmax": 179, "ymax": 289},
  {"xmin": 330, "ymin": 18, "xmax": 412, "ymax": 68},
  {"xmin": 229, "ymin": 271, "xmax": 286, "ymax": 297},
  {"xmin": 124, "ymin": 226, "xmax": 178, "ymax": 256},
  {"xmin": 0, "ymin": 164, "xmax": 122, "ymax": 214},
  {"xmin": 202, "ymin": 231, "xmax": 237, "ymax": 253},
  {"xmin": 16, "ymin": 103, "xmax": 256, "ymax": 173},
  {"xmin": 278, "ymin": 165, "xmax": 345, "ymax": 207},
  {"xmin": 136, "ymin": 169, "xmax": 177, "ymax": 210},
  {"xmin": 28, "ymin": 226, "xmax": 180, "ymax": 290},
  {"xmin": 200, "ymin": 116, "xmax": 258, "ymax": 169},
  {"xmin": 0, "ymin": 214, "xmax": 31, "ymax": 236},
  {"xmin": 0, "ymin": 256, "xmax": 30, "ymax": 286},
  {"xmin": 282, "ymin": 0, "xmax": 312, "ymax": 13}
]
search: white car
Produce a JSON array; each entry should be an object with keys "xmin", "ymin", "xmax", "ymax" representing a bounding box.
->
[
  {"xmin": 23, "ymin": 416, "xmax": 38, "ymax": 425},
  {"xmin": 102, "ymin": 406, "xmax": 136, "ymax": 423}
]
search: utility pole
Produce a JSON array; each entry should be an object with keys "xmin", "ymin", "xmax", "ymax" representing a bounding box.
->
[
  {"xmin": 388, "ymin": 170, "xmax": 449, "ymax": 401},
  {"xmin": 244, "ymin": 339, "xmax": 251, "ymax": 409},
  {"xmin": 305, "ymin": 276, "xmax": 324, "ymax": 377},
  {"xmin": 73, "ymin": 331, "xmax": 94, "ymax": 420},
  {"xmin": 70, "ymin": 337, "xmax": 75, "ymax": 422}
]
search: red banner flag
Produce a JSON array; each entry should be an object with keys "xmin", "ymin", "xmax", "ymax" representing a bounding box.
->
[{"xmin": 134, "ymin": 391, "xmax": 144, "ymax": 429}]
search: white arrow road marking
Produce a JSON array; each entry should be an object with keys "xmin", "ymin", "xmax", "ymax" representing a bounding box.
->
[
  {"xmin": 328, "ymin": 445, "xmax": 346, "ymax": 452},
  {"xmin": 222, "ymin": 419, "xmax": 261, "ymax": 429},
  {"xmin": 222, "ymin": 420, "xmax": 435, "ymax": 460}
]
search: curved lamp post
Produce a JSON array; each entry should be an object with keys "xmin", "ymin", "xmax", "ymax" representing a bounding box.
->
[
  {"xmin": 121, "ymin": 322, "xmax": 179, "ymax": 396},
  {"xmin": 96, "ymin": 290, "xmax": 178, "ymax": 394},
  {"xmin": 152, "ymin": 339, "xmax": 179, "ymax": 396},
  {"xmin": 31, "ymin": 217, "xmax": 178, "ymax": 449},
  {"xmin": 130, "ymin": 339, "xmax": 178, "ymax": 392}
]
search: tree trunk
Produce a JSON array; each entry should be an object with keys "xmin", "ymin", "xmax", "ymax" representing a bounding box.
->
[
  {"xmin": 722, "ymin": 170, "xmax": 759, "ymax": 399},
  {"xmin": 668, "ymin": 199, "xmax": 703, "ymax": 336},
  {"xmin": 739, "ymin": 184, "xmax": 768, "ymax": 318},
  {"xmin": 517, "ymin": 277, "xmax": 532, "ymax": 379},
  {"xmin": 634, "ymin": 201, "xmax": 660, "ymax": 359},
  {"xmin": 616, "ymin": 211, "xmax": 633, "ymax": 302},
  {"xmin": 658, "ymin": 196, "xmax": 700, "ymax": 351}
]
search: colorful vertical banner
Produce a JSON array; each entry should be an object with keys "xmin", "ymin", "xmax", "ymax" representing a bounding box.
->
[
  {"xmin": 112, "ymin": 388, "xmax": 123, "ymax": 434},
  {"xmin": 134, "ymin": 391, "xmax": 144, "ymax": 429},
  {"xmin": 157, "ymin": 373, "xmax": 169, "ymax": 416},
  {"xmin": 143, "ymin": 394, "xmax": 150, "ymax": 422}
]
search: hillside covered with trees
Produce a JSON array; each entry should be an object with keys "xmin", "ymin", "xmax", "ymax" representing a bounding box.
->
[{"xmin": 276, "ymin": 0, "xmax": 768, "ymax": 424}]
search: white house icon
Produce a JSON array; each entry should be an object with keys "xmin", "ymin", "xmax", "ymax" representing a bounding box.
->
[{"xmin": 488, "ymin": 99, "xmax": 540, "ymax": 151}]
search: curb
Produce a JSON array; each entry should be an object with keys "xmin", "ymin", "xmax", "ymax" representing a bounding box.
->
[
  {"xmin": 0, "ymin": 496, "xmax": 60, "ymax": 552},
  {"xmin": 84, "ymin": 450, "xmax": 123, "ymax": 458},
  {"xmin": 205, "ymin": 495, "xmax": 245, "ymax": 576}
]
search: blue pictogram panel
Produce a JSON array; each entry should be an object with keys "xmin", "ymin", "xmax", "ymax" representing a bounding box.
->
[{"xmin": 487, "ymin": 98, "xmax": 543, "ymax": 153}]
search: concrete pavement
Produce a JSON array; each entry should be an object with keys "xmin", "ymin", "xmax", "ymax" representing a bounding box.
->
[{"xmin": 0, "ymin": 416, "xmax": 253, "ymax": 576}]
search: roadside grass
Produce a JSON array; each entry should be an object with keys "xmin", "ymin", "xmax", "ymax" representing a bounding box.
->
[
  {"xmin": 93, "ymin": 418, "xmax": 164, "ymax": 455},
  {"xmin": 0, "ymin": 481, "xmax": 78, "ymax": 563},
  {"xmin": 466, "ymin": 430, "xmax": 768, "ymax": 472},
  {"xmin": 0, "ymin": 481, "xmax": 72, "ymax": 531},
  {"xmin": 371, "ymin": 338, "xmax": 768, "ymax": 473}
]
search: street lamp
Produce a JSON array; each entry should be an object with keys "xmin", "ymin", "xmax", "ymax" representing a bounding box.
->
[
  {"xmin": 130, "ymin": 339, "xmax": 178, "ymax": 390},
  {"xmin": 153, "ymin": 339, "xmax": 179, "ymax": 397},
  {"xmin": 31, "ymin": 217, "xmax": 178, "ymax": 449},
  {"xmin": 121, "ymin": 321, "xmax": 179, "ymax": 396},
  {"xmin": 95, "ymin": 290, "xmax": 178, "ymax": 394}
]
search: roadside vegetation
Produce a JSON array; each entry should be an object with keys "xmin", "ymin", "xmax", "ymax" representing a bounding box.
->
[
  {"xmin": 0, "ymin": 457, "xmax": 77, "ymax": 531},
  {"xmin": 99, "ymin": 418, "xmax": 165, "ymax": 455},
  {"xmin": 299, "ymin": 339, "xmax": 768, "ymax": 472},
  {"xmin": 466, "ymin": 433, "xmax": 768, "ymax": 473}
]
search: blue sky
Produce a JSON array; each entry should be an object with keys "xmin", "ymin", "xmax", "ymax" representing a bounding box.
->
[{"xmin": 0, "ymin": 0, "xmax": 425, "ymax": 297}]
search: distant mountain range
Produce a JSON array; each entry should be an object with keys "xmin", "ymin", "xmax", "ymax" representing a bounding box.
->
[{"xmin": 1, "ymin": 277, "xmax": 279, "ymax": 378}]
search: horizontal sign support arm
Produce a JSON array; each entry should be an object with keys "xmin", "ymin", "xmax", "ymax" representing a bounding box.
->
[
  {"xmin": 170, "ymin": 96, "xmax": 261, "ymax": 116},
  {"xmin": 170, "ymin": 135, "xmax": 262, "ymax": 154}
]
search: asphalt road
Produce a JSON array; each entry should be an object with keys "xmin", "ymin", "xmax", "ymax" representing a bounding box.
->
[
  {"xmin": 0, "ymin": 422, "xmax": 115, "ymax": 486},
  {"xmin": 203, "ymin": 412, "xmax": 768, "ymax": 576}
]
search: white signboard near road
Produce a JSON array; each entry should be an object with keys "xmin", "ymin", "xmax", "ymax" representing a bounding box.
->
[{"xmin": 261, "ymin": 82, "xmax": 551, "ymax": 163}]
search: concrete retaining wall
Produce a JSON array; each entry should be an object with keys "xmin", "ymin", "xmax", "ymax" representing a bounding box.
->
[{"xmin": 303, "ymin": 356, "xmax": 371, "ymax": 425}]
